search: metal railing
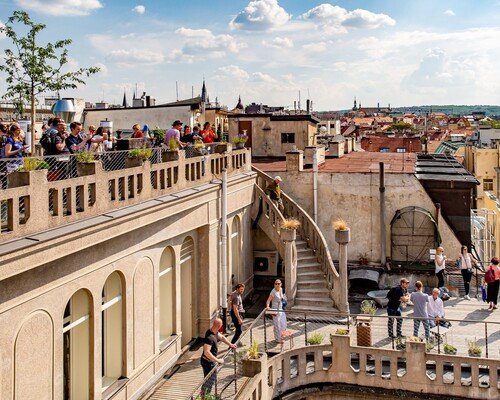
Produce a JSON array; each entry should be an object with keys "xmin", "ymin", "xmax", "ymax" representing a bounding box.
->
[{"xmin": 185, "ymin": 308, "xmax": 500, "ymax": 400}]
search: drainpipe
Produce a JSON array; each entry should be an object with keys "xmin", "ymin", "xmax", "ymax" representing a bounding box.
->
[
  {"xmin": 221, "ymin": 168, "xmax": 228, "ymax": 331},
  {"xmin": 313, "ymin": 150, "xmax": 318, "ymax": 224},
  {"xmin": 379, "ymin": 162, "xmax": 386, "ymax": 266}
]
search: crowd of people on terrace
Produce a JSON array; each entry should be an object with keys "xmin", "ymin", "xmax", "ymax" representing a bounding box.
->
[{"xmin": 0, "ymin": 118, "xmax": 221, "ymax": 161}]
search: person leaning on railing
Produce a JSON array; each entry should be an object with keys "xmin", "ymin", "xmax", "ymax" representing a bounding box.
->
[{"xmin": 4, "ymin": 123, "xmax": 29, "ymax": 172}]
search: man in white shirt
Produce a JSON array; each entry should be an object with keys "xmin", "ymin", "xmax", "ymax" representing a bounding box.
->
[{"xmin": 427, "ymin": 287, "xmax": 449, "ymax": 328}]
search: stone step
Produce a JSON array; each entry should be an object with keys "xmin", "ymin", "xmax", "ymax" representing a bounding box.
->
[
  {"xmin": 291, "ymin": 304, "xmax": 338, "ymax": 313},
  {"xmin": 297, "ymin": 270, "xmax": 324, "ymax": 279},
  {"xmin": 297, "ymin": 287, "xmax": 330, "ymax": 296},
  {"xmin": 296, "ymin": 255, "xmax": 317, "ymax": 263},
  {"xmin": 296, "ymin": 262, "xmax": 322, "ymax": 271},
  {"xmin": 295, "ymin": 240, "xmax": 308, "ymax": 250},
  {"xmin": 295, "ymin": 279, "xmax": 326, "ymax": 289},
  {"xmin": 294, "ymin": 296, "xmax": 333, "ymax": 307}
]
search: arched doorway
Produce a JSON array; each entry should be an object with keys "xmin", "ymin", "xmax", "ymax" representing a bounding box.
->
[
  {"xmin": 101, "ymin": 272, "xmax": 124, "ymax": 390},
  {"xmin": 231, "ymin": 217, "xmax": 241, "ymax": 285},
  {"xmin": 180, "ymin": 237, "xmax": 194, "ymax": 346},
  {"xmin": 159, "ymin": 246, "xmax": 175, "ymax": 345},
  {"xmin": 391, "ymin": 206, "xmax": 440, "ymax": 266},
  {"xmin": 63, "ymin": 289, "xmax": 92, "ymax": 400}
]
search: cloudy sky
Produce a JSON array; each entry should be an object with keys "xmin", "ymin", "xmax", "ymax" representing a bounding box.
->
[{"xmin": 1, "ymin": 0, "xmax": 500, "ymax": 110}]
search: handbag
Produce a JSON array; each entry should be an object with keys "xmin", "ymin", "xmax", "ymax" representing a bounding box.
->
[
  {"xmin": 485, "ymin": 267, "xmax": 496, "ymax": 284},
  {"xmin": 281, "ymin": 292, "xmax": 288, "ymax": 310}
]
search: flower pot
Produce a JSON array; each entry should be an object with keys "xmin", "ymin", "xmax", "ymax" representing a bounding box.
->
[
  {"xmin": 192, "ymin": 148, "xmax": 207, "ymax": 157},
  {"xmin": 235, "ymin": 142, "xmax": 245, "ymax": 149},
  {"xmin": 468, "ymin": 350, "xmax": 482, "ymax": 357},
  {"xmin": 280, "ymin": 229, "xmax": 296, "ymax": 242},
  {"xmin": 125, "ymin": 157, "xmax": 143, "ymax": 168},
  {"xmin": 214, "ymin": 143, "xmax": 232, "ymax": 154},
  {"xmin": 162, "ymin": 150, "xmax": 179, "ymax": 162},
  {"xmin": 335, "ymin": 228, "xmax": 351, "ymax": 244},
  {"xmin": 242, "ymin": 353, "xmax": 266, "ymax": 378},
  {"xmin": 7, "ymin": 169, "xmax": 47, "ymax": 188},
  {"xmin": 444, "ymin": 348, "xmax": 457, "ymax": 355},
  {"xmin": 76, "ymin": 162, "xmax": 97, "ymax": 177}
]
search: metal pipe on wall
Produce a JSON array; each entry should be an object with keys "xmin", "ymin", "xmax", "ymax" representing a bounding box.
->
[
  {"xmin": 221, "ymin": 168, "xmax": 228, "ymax": 331},
  {"xmin": 379, "ymin": 162, "xmax": 386, "ymax": 266},
  {"xmin": 313, "ymin": 150, "xmax": 318, "ymax": 223}
]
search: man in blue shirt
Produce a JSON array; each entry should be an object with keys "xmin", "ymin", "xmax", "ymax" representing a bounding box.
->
[{"xmin": 66, "ymin": 122, "xmax": 90, "ymax": 154}]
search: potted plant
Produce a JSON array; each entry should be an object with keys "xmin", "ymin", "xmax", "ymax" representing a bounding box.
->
[
  {"xmin": 280, "ymin": 218, "xmax": 300, "ymax": 241},
  {"xmin": 395, "ymin": 336, "xmax": 406, "ymax": 350},
  {"xmin": 356, "ymin": 300, "xmax": 376, "ymax": 347},
  {"xmin": 192, "ymin": 139, "xmax": 208, "ymax": 157},
  {"xmin": 151, "ymin": 126, "xmax": 165, "ymax": 147},
  {"xmin": 7, "ymin": 158, "xmax": 49, "ymax": 188},
  {"xmin": 333, "ymin": 219, "xmax": 350, "ymax": 244},
  {"xmin": 232, "ymin": 134, "xmax": 247, "ymax": 149},
  {"xmin": 335, "ymin": 328, "xmax": 349, "ymax": 335},
  {"xmin": 443, "ymin": 343, "xmax": 457, "ymax": 355},
  {"xmin": 214, "ymin": 141, "xmax": 232, "ymax": 154},
  {"xmin": 467, "ymin": 339, "xmax": 482, "ymax": 357},
  {"xmin": 242, "ymin": 340, "xmax": 266, "ymax": 378},
  {"xmin": 306, "ymin": 332, "xmax": 324, "ymax": 345},
  {"xmin": 75, "ymin": 151, "xmax": 97, "ymax": 176},
  {"xmin": 126, "ymin": 148, "xmax": 152, "ymax": 168},
  {"xmin": 163, "ymin": 138, "xmax": 180, "ymax": 162}
]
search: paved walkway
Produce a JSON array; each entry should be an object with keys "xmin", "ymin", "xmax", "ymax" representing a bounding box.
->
[{"xmin": 143, "ymin": 296, "xmax": 500, "ymax": 399}]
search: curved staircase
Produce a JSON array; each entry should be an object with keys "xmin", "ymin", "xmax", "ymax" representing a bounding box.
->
[{"xmin": 252, "ymin": 168, "xmax": 346, "ymax": 313}]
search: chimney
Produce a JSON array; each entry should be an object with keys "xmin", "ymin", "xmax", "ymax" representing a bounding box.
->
[
  {"xmin": 146, "ymin": 96, "xmax": 151, "ymax": 107},
  {"xmin": 306, "ymin": 99, "xmax": 310, "ymax": 114}
]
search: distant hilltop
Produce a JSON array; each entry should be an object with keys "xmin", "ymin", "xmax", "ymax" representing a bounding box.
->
[{"xmin": 330, "ymin": 105, "xmax": 500, "ymax": 116}]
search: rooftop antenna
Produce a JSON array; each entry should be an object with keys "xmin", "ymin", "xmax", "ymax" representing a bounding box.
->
[
  {"xmin": 192, "ymin": 85, "xmax": 194, "ymax": 99},
  {"xmin": 298, "ymin": 90, "xmax": 301, "ymax": 112},
  {"xmin": 175, "ymin": 81, "xmax": 179, "ymax": 101}
]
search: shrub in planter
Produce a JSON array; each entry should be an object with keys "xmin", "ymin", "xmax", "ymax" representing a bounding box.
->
[
  {"xmin": 8, "ymin": 158, "xmax": 49, "ymax": 187},
  {"xmin": 467, "ymin": 339, "xmax": 482, "ymax": 357},
  {"xmin": 306, "ymin": 332, "xmax": 324, "ymax": 345},
  {"xmin": 75, "ymin": 151, "xmax": 97, "ymax": 176},
  {"xmin": 232, "ymin": 134, "xmax": 247, "ymax": 149},
  {"xmin": 280, "ymin": 218, "xmax": 300, "ymax": 241},
  {"xmin": 242, "ymin": 340, "xmax": 265, "ymax": 378},
  {"xmin": 333, "ymin": 218, "xmax": 350, "ymax": 243},
  {"xmin": 444, "ymin": 343, "xmax": 457, "ymax": 355},
  {"xmin": 126, "ymin": 148, "xmax": 152, "ymax": 168}
]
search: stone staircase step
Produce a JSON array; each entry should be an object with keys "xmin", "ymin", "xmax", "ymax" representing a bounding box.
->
[
  {"xmin": 297, "ymin": 271, "xmax": 324, "ymax": 279},
  {"xmin": 295, "ymin": 240, "xmax": 308, "ymax": 249},
  {"xmin": 297, "ymin": 255, "xmax": 317, "ymax": 263},
  {"xmin": 297, "ymin": 288, "xmax": 330, "ymax": 296},
  {"xmin": 297, "ymin": 261, "xmax": 322, "ymax": 268},
  {"xmin": 294, "ymin": 296, "xmax": 333, "ymax": 306},
  {"xmin": 291, "ymin": 304, "xmax": 339, "ymax": 313}
]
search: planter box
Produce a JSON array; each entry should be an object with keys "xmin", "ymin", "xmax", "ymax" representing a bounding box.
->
[
  {"xmin": 7, "ymin": 169, "xmax": 47, "ymax": 188},
  {"xmin": 280, "ymin": 229, "xmax": 296, "ymax": 242},
  {"xmin": 192, "ymin": 148, "xmax": 208, "ymax": 157},
  {"xmin": 125, "ymin": 157, "xmax": 144, "ymax": 169},
  {"xmin": 235, "ymin": 142, "xmax": 245, "ymax": 149},
  {"xmin": 242, "ymin": 353, "xmax": 266, "ymax": 378},
  {"xmin": 76, "ymin": 162, "xmax": 97, "ymax": 177},
  {"xmin": 356, "ymin": 316, "xmax": 372, "ymax": 347},
  {"xmin": 214, "ymin": 143, "xmax": 232, "ymax": 154},
  {"xmin": 335, "ymin": 228, "xmax": 351, "ymax": 244},
  {"xmin": 162, "ymin": 150, "xmax": 179, "ymax": 162}
]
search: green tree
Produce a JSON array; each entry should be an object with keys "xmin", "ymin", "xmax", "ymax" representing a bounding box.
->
[
  {"xmin": 389, "ymin": 121, "xmax": 415, "ymax": 132},
  {"xmin": 0, "ymin": 10, "xmax": 99, "ymax": 152}
]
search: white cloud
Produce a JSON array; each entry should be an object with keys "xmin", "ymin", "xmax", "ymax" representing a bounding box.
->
[
  {"xmin": 302, "ymin": 42, "xmax": 328, "ymax": 53},
  {"xmin": 132, "ymin": 5, "xmax": 145, "ymax": 15},
  {"xmin": 94, "ymin": 62, "xmax": 108, "ymax": 77},
  {"xmin": 251, "ymin": 72, "xmax": 275, "ymax": 83},
  {"xmin": 444, "ymin": 9, "xmax": 455, "ymax": 17},
  {"xmin": 262, "ymin": 37, "xmax": 293, "ymax": 48},
  {"xmin": 214, "ymin": 65, "xmax": 250, "ymax": 81},
  {"xmin": 14, "ymin": 0, "xmax": 103, "ymax": 16},
  {"xmin": 301, "ymin": 3, "xmax": 395, "ymax": 33},
  {"xmin": 230, "ymin": 0, "xmax": 291, "ymax": 31},
  {"xmin": 107, "ymin": 49, "xmax": 164, "ymax": 64},
  {"xmin": 176, "ymin": 27, "xmax": 246, "ymax": 57}
]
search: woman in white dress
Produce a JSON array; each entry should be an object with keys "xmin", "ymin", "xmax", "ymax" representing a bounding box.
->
[{"xmin": 266, "ymin": 279, "xmax": 287, "ymax": 343}]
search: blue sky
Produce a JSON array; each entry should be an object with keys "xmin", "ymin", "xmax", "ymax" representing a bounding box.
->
[{"xmin": 1, "ymin": 0, "xmax": 500, "ymax": 110}]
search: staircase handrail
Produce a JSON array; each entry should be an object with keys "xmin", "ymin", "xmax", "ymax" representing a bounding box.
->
[{"xmin": 252, "ymin": 167, "xmax": 340, "ymax": 305}]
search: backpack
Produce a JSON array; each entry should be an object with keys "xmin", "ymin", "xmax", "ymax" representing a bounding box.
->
[
  {"xmin": 40, "ymin": 128, "xmax": 57, "ymax": 155},
  {"xmin": 485, "ymin": 267, "xmax": 496, "ymax": 284}
]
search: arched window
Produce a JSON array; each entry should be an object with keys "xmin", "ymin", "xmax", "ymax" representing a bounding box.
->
[
  {"xmin": 63, "ymin": 289, "xmax": 92, "ymax": 400},
  {"xmin": 180, "ymin": 237, "xmax": 194, "ymax": 346},
  {"xmin": 231, "ymin": 217, "xmax": 241, "ymax": 285},
  {"xmin": 159, "ymin": 247, "xmax": 175, "ymax": 345},
  {"xmin": 101, "ymin": 272, "xmax": 123, "ymax": 390}
]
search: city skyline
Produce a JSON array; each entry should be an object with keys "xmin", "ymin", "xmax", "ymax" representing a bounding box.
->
[{"xmin": 1, "ymin": 0, "xmax": 500, "ymax": 110}]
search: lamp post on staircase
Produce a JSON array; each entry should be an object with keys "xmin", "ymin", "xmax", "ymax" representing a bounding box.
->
[{"xmin": 334, "ymin": 220, "xmax": 350, "ymax": 313}]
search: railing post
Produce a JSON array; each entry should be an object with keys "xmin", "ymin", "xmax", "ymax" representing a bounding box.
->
[
  {"xmin": 304, "ymin": 312, "xmax": 308, "ymax": 345},
  {"xmin": 264, "ymin": 309, "xmax": 267, "ymax": 353},
  {"xmin": 233, "ymin": 347, "xmax": 237, "ymax": 393},
  {"xmin": 485, "ymin": 322, "xmax": 488, "ymax": 358},
  {"xmin": 437, "ymin": 323, "xmax": 441, "ymax": 354}
]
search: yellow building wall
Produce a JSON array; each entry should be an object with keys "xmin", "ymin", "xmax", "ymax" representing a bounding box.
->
[{"xmin": 466, "ymin": 147, "xmax": 499, "ymax": 208}]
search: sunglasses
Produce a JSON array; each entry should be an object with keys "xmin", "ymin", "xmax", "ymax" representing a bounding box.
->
[{"xmin": 274, "ymin": 283, "xmax": 281, "ymax": 286}]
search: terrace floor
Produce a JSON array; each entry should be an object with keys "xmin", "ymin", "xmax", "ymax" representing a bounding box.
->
[{"xmin": 143, "ymin": 295, "xmax": 500, "ymax": 400}]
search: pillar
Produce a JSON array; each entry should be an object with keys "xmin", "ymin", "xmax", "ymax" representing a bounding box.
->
[
  {"xmin": 281, "ymin": 229, "xmax": 297, "ymax": 306},
  {"xmin": 335, "ymin": 228, "xmax": 350, "ymax": 313}
]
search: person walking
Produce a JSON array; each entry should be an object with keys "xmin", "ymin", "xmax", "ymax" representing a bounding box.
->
[
  {"xmin": 435, "ymin": 246, "xmax": 446, "ymax": 288},
  {"xmin": 386, "ymin": 278, "xmax": 410, "ymax": 338},
  {"xmin": 486, "ymin": 257, "xmax": 500, "ymax": 311},
  {"xmin": 457, "ymin": 245, "xmax": 477, "ymax": 300},
  {"xmin": 266, "ymin": 279, "xmax": 287, "ymax": 344},
  {"xmin": 410, "ymin": 281, "xmax": 430, "ymax": 340},
  {"xmin": 230, "ymin": 283, "xmax": 245, "ymax": 345},
  {"xmin": 265, "ymin": 176, "xmax": 284, "ymax": 213},
  {"xmin": 200, "ymin": 318, "xmax": 236, "ymax": 397}
]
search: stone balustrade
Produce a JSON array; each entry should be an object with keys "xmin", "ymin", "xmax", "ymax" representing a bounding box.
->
[
  {"xmin": 238, "ymin": 334, "xmax": 500, "ymax": 400},
  {"xmin": 0, "ymin": 149, "xmax": 250, "ymax": 242}
]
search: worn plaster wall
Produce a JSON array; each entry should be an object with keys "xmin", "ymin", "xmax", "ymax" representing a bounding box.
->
[{"xmin": 278, "ymin": 171, "xmax": 461, "ymax": 262}]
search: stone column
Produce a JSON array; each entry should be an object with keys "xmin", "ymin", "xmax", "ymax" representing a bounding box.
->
[
  {"xmin": 197, "ymin": 222, "xmax": 220, "ymax": 333},
  {"xmin": 286, "ymin": 150, "xmax": 303, "ymax": 172},
  {"xmin": 335, "ymin": 228, "xmax": 350, "ymax": 313},
  {"xmin": 281, "ymin": 229, "xmax": 297, "ymax": 306}
]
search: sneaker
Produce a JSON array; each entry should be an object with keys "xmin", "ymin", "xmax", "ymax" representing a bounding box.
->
[{"xmin": 464, "ymin": 295, "xmax": 470, "ymax": 300}]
